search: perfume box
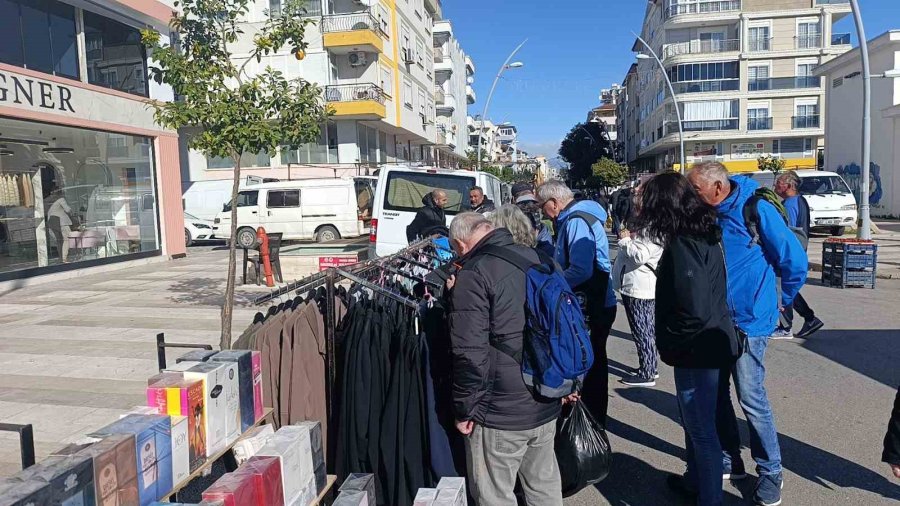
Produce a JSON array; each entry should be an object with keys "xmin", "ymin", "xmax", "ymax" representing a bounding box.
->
[
  {"xmin": 251, "ymin": 351, "xmax": 264, "ymax": 421},
  {"xmin": 170, "ymin": 416, "xmax": 190, "ymax": 485},
  {"xmin": 210, "ymin": 350, "xmax": 254, "ymax": 433},
  {"xmin": 176, "ymin": 349, "xmax": 218, "ymax": 363},
  {"xmin": 53, "ymin": 434, "xmax": 139, "ymax": 506},
  {"xmin": 255, "ymin": 434, "xmax": 303, "ymax": 505},
  {"xmin": 202, "ymin": 470, "xmax": 259, "ymax": 506}
]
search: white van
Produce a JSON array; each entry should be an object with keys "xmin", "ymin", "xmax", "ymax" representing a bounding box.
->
[
  {"xmin": 182, "ymin": 176, "xmax": 267, "ymax": 221},
  {"xmin": 370, "ymin": 165, "xmax": 504, "ymax": 257},
  {"xmin": 744, "ymin": 170, "xmax": 858, "ymax": 236},
  {"xmin": 213, "ymin": 178, "xmax": 370, "ymax": 247}
]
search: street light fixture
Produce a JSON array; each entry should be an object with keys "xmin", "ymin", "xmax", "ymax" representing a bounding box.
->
[
  {"xmin": 633, "ymin": 34, "xmax": 686, "ymax": 173},
  {"xmin": 477, "ymin": 39, "xmax": 527, "ymax": 171},
  {"xmin": 849, "ymin": 0, "xmax": 872, "ymax": 240}
]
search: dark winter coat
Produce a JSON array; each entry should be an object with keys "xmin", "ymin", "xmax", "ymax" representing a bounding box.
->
[
  {"xmin": 448, "ymin": 229, "xmax": 561, "ymax": 431},
  {"xmin": 472, "ymin": 198, "xmax": 496, "ymax": 215},
  {"xmin": 406, "ymin": 193, "xmax": 447, "ymax": 242},
  {"xmin": 883, "ymin": 385, "xmax": 900, "ymax": 466}
]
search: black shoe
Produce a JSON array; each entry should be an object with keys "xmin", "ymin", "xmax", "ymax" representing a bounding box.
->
[
  {"xmin": 797, "ymin": 317, "xmax": 824, "ymax": 339},
  {"xmin": 723, "ymin": 461, "xmax": 748, "ymax": 480},
  {"xmin": 666, "ymin": 473, "xmax": 698, "ymax": 499},
  {"xmin": 619, "ymin": 374, "xmax": 656, "ymax": 387}
]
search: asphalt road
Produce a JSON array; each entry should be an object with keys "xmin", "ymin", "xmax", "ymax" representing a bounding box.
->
[{"xmin": 563, "ymin": 275, "xmax": 900, "ymax": 505}]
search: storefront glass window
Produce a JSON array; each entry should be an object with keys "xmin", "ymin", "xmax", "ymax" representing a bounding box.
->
[
  {"xmin": 0, "ymin": 117, "xmax": 159, "ymax": 277},
  {"xmin": 83, "ymin": 10, "xmax": 148, "ymax": 96},
  {"xmin": 0, "ymin": 0, "xmax": 78, "ymax": 79}
]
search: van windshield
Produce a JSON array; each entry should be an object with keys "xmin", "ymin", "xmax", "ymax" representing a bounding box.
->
[
  {"xmin": 799, "ymin": 176, "xmax": 851, "ymax": 196},
  {"xmin": 222, "ymin": 190, "xmax": 259, "ymax": 212},
  {"xmin": 384, "ymin": 172, "xmax": 476, "ymax": 215}
]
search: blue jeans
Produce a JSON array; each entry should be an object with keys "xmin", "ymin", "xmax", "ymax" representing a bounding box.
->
[
  {"xmin": 718, "ymin": 335, "xmax": 783, "ymax": 476},
  {"xmin": 675, "ymin": 367, "xmax": 724, "ymax": 506}
]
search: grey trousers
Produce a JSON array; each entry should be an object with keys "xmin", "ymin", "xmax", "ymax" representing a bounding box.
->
[{"xmin": 465, "ymin": 419, "xmax": 563, "ymax": 506}]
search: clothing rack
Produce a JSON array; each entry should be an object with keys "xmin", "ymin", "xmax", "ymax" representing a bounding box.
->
[{"xmin": 333, "ymin": 268, "xmax": 420, "ymax": 309}]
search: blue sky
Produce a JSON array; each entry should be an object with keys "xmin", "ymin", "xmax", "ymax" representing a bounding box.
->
[{"xmin": 442, "ymin": 0, "xmax": 900, "ymax": 163}]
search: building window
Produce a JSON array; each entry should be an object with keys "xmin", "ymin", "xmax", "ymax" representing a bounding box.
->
[
  {"xmin": 403, "ymin": 78, "xmax": 413, "ymax": 109},
  {"xmin": 747, "ymin": 103, "xmax": 771, "ymax": 130},
  {"xmin": 281, "ymin": 122, "xmax": 337, "ymax": 164},
  {"xmin": 668, "ymin": 61, "xmax": 739, "ymax": 82},
  {"xmin": 377, "ymin": 5, "xmax": 389, "ymax": 37},
  {"xmin": 749, "ymin": 25, "xmax": 771, "ymax": 52},
  {"xmin": 84, "ymin": 10, "xmax": 149, "ymax": 96},
  {"xmin": 380, "ymin": 65, "xmax": 393, "ymax": 96},
  {"xmin": 416, "ymin": 37, "xmax": 425, "ymax": 68},
  {"xmin": 208, "ymin": 151, "xmax": 271, "ymax": 169},
  {"xmin": 0, "ymin": 0, "xmax": 78, "ymax": 79},
  {"xmin": 417, "ymin": 86, "xmax": 426, "ymax": 117},
  {"xmin": 797, "ymin": 19, "xmax": 821, "ymax": 49}
]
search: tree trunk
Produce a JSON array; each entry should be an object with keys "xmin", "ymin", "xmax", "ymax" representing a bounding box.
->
[{"xmin": 220, "ymin": 158, "xmax": 242, "ymax": 350}]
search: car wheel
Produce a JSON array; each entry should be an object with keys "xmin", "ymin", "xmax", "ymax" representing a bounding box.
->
[
  {"xmin": 316, "ymin": 225, "xmax": 340, "ymax": 243},
  {"xmin": 830, "ymin": 226, "xmax": 846, "ymax": 237},
  {"xmin": 184, "ymin": 228, "xmax": 193, "ymax": 247},
  {"xmin": 236, "ymin": 227, "xmax": 258, "ymax": 249}
]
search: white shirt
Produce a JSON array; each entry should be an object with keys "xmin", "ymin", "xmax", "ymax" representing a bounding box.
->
[{"xmin": 612, "ymin": 232, "xmax": 664, "ymax": 300}]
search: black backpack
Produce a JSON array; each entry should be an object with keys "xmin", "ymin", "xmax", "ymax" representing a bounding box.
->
[
  {"xmin": 743, "ymin": 188, "xmax": 808, "ymax": 250},
  {"xmin": 655, "ymin": 235, "xmax": 744, "ymax": 369}
]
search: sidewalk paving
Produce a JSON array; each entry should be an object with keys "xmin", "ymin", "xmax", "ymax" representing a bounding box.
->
[{"xmin": 0, "ymin": 249, "xmax": 272, "ymax": 474}]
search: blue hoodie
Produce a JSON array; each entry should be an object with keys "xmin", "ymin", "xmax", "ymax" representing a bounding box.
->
[
  {"xmin": 554, "ymin": 199, "xmax": 617, "ymax": 308},
  {"xmin": 717, "ymin": 176, "xmax": 809, "ymax": 337}
]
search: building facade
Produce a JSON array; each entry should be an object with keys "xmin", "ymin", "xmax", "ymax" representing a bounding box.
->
[
  {"xmin": 432, "ymin": 19, "xmax": 475, "ymax": 168},
  {"xmin": 816, "ymin": 30, "xmax": 900, "ymax": 217},
  {"xmin": 468, "ymin": 117, "xmax": 503, "ymax": 163},
  {"xmin": 0, "ymin": 0, "xmax": 184, "ymax": 282},
  {"xmin": 620, "ymin": 0, "xmax": 853, "ymax": 173},
  {"xmin": 184, "ymin": 0, "xmax": 440, "ymax": 184}
]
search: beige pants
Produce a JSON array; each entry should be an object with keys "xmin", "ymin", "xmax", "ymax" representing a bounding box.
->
[
  {"xmin": 56, "ymin": 225, "xmax": 71, "ymax": 262},
  {"xmin": 464, "ymin": 419, "xmax": 563, "ymax": 506}
]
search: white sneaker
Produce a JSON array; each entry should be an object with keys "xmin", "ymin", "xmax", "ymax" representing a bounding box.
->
[{"xmin": 769, "ymin": 328, "xmax": 794, "ymax": 340}]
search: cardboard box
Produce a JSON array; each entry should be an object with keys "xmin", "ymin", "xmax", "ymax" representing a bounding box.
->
[
  {"xmin": 91, "ymin": 414, "xmax": 173, "ymax": 506},
  {"xmin": 170, "ymin": 416, "xmax": 190, "ymax": 485},
  {"xmin": 283, "ymin": 422, "xmax": 325, "ymax": 493},
  {"xmin": 213, "ymin": 361, "xmax": 242, "ymax": 446},
  {"xmin": 255, "ymin": 434, "xmax": 303, "ymax": 505},
  {"xmin": 211, "ymin": 350, "xmax": 255, "ymax": 434},
  {"xmin": 339, "ymin": 473, "xmax": 375, "ymax": 506},
  {"xmin": 53, "ymin": 434, "xmax": 139, "ymax": 506},
  {"xmin": 4, "ymin": 454, "xmax": 97, "ymax": 505},
  {"xmin": 294, "ymin": 476, "xmax": 316, "ymax": 506},
  {"xmin": 237, "ymin": 456, "xmax": 284, "ymax": 506},
  {"xmin": 332, "ymin": 490, "xmax": 368, "ymax": 506},
  {"xmin": 0, "ymin": 477, "xmax": 52, "ymax": 505},
  {"xmin": 251, "ymin": 351, "xmax": 264, "ymax": 421},
  {"xmin": 413, "ymin": 488, "xmax": 438, "ymax": 506},
  {"xmin": 202, "ymin": 470, "xmax": 260, "ymax": 506},
  {"xmin": 435, "ymin": 477, "xmax": 466, "ymax": 506},
  {"xmin": 276, "ymin": 426, "xmax": 313, "ymax": 494},
  {"xmin": 176, "ymin": 362, "xmax": 229, "ymax": 457},
  {"xmin": 232, "ymin": 425, "xmax": 275, "ymax": 465},
  {"xmin": 176, "ymin": 349, "xmax": 217, "ymax": 363}
]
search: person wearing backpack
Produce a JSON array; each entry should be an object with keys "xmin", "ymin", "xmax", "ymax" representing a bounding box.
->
[
  {"xmin": 446, "ymin": 212, "xmax": 565, "ymax": 506},
  {"xmin": 635, "ymin": 172, "xmax": 742, "ymax": 506},
  {"xmin": 536, "ymin": 180, "xmax": 617, "ymax": 426},
  {"xmin": 688, "ymin": 162, "xmax": 808, "ymax": 506},
  {"xmin": 772, "ymin": 171, "xmax": 824, "ymax": 339},
  {"xmin": 611, "ymin": 184, "xmax": 663, "ymax": 387}
]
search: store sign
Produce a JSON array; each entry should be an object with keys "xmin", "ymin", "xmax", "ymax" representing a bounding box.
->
[
  {"xmin": 0, "ymin": 73, "xmax": 75, "ymax": 113},
  {"xmin": 319, "ymin": 256, "xmax": 359, "ymax": 271},
  {"xmin": 732, "ymin": 143, "xmax": 766, "ymax": 159},
  {"xmin": 690, "ymin": 142, "xmax": 718, "ymax": 158}
]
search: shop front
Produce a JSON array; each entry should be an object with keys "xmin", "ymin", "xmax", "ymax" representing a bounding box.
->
[{"xmin": 0, "ymin": 0, "xmax": 183, "ymax": 282}]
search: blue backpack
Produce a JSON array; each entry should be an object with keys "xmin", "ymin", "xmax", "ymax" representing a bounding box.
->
[{"xmin": 482, "ymin": 246, "xmax": 595, "ymax": 398}]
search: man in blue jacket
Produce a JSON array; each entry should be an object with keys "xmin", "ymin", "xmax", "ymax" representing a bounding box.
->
[
  {"xmin": 688, "ymin": 162, "xmax": 808, "ymax": 506},
  {"xmin": 536, "ymin": 180, "xmax": 617, "ymax": 426}
]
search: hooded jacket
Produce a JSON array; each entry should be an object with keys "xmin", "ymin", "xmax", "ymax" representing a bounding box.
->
[
  {"xmin": 472, "ymin": 198, "xmax": 496, "ymax": 214},
  {"xmin": 406, "ymin": 192, "xmax": 447, "ymax": 242},
  {"xmin": 448, "ymin": 229, "xmax": 561, "ymax": 430},
  {"xmin": 554, "ymin": 199, "xmax": 616, "ymax": 311},
  {"xmin": 715, "ymin": 176, "xmax": 808, "ymax": 337}
]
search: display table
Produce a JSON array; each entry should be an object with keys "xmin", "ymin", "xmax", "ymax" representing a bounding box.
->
[{"xmin": 312, "ymin": 475, "xmax": 338, "ymax": 505}]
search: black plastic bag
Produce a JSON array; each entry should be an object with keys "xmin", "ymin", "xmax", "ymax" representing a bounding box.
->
[{"xmin": 555, "ymin": 401, "xmax": 612, "ymax": 497}]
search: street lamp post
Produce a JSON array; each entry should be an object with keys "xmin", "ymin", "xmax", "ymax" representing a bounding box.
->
[
  {"xmin": 849, "ymin": 0, "xmax": 871, "ymax": 240},
  {"xmin": 477, "ymin": 39, "xmax": 527, "ymax": 171},
  {"xmin": 634, "ymin": 33, "xmax": 686, "ymax": 173}
]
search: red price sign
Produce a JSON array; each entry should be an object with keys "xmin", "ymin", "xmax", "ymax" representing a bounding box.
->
[{"xmin": 319, "ymin": 256, "xmax": 358, "ymax": 271}]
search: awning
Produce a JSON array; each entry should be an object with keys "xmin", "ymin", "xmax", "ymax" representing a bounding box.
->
[{"xmin": 673, "ymin": 158, "xmax": 817, "ymax": 173}]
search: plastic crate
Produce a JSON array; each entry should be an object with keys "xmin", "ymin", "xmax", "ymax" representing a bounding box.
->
[
  {"xmin": 821, "ymin": 241, "xmax": 878, "ymax": 289},
  {"xmin": 822, "ymin": 266, "xmax": 876, "ymax": 289}
]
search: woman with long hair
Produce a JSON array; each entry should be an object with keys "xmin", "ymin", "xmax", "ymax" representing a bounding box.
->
[{"xmin": 632, "ymin": 172, "xmax": 741, "ymax": 506}]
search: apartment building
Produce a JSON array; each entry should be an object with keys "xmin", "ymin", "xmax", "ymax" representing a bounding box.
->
[
  {"xmin": 617, "ymin": 64, "xmax": 641, "ymax": 164},
  {"xmin": 620, "ymin": 0, "xmax": 853, "ymax": 173},
  {"xmin": 467, "ymin": 117, "xmax": 504, "ymax": 163},
  {"xmin": 431, "ymin": 19, "xmax": 476, "ymax": 168},
  {"xmin": 183, "ymin": 0, "xmax": 439, "ymax": 183},
  {"xmin": 0, "ymin": 0, "xmax": 186, "ymax": 281}
]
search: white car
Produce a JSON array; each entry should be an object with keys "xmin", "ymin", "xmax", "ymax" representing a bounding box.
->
[
  {"xmin": 745, "ymin": 170, "xmax": 858, "ymax": 236},
  {"xmin": 184, "ymin": 212, "xmax": 218, "ymax": 246}
]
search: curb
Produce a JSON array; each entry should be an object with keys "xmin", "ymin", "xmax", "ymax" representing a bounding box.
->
[{"xmin": 808, "ymin": 261, "xmax": 898, "ymax": 280}]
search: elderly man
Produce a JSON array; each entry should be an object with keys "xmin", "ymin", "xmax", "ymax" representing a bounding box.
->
[
  {"xmin": 447, "ymin": 212, "xmax": 562, "ymax": 505},
  {"xmin": 536, "ymin": 180, "xmax": 616, "ymax": 425},
  {"xmin": 469, "ymin": 186, "xmax": 495, "ymax": 214},
  {"xmin": 687, "ymin": 162, "xmax": 808, "ymax": 506},
  {"xmin": 406, "ymin": 189, "xmax": 449, "ymax": 242},
  {"xmin": 772, "ymin": 171, "xmax": 823, "ymax": 339}
]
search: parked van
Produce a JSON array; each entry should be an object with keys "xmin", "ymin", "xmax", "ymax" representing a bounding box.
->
[
  {"xmin": 213, "ymin": 178, "xmax": 370, "ymax": 247},
  {"xmin": 744, "ymin": 170, "xmax": 858, "ymax": 236},
  {"xmin": 370, "ymin": 165, "xmax": 503, "ymax": 257},
  {"xmin": 182, "ymin": 176, "xmax": 268, "ymax": 221}
]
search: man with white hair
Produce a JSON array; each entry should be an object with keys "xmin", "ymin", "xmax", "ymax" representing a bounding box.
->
[
  {"xmin": 536, "ymin": 179, "xmax": 617, "ymax": 425},
  {"xmin": 446, "ymin": 212, "xmax": 563, "ymax": 506},
  {"xmin": 687, "ymin": 161, "xmax": 808, "ymax": 506}
]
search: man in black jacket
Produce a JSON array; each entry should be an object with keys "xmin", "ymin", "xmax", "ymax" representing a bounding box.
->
[
  {"xmin": 406, "ymin": 189, "xmax": 448, "ymax": 242},
  {"xmin": 469, "ymin": 186, "xmax": 495, "ymax": 214},
  {"xmin": 884, "ymin": 385, "xmax": 900, "ymax": 479},
  {"xmin": 447, "ymin": 212, "xmax": 562, "ymax": 506}
]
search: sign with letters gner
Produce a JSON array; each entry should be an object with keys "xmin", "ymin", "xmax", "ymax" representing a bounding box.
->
[{"xmin": 0, "ymin": 68, "xmax": 161, "ymax": 131}]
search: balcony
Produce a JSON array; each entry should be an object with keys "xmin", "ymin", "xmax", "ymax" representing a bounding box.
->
[
  {"xmin": 831, "ymin": 33, "xmax": 851, "ymax": 46},
  {"xmin": 435, "ymin": 90, "xmax": 456, "ymax": 112},
  {"xmin": 793, "ymin": 115, "xmax": 820, "ymax": 129},
  {"xmin": 667, "ymin": 118, "xmax": 739, "ymax": 134},
  {"xmin": 672, "ymin": 79, "xmax": 740, "ymax": 94},
  {"xmin": 748, "ymin": 76, "xmax": 822, "ymax": 91},
  {"xmin": 663, "ymin": 39, "xmax": 740, "ymax": 59},
  {"xmin": 665, "ymin": 0, "xmax": 741, "ymax": 19},
  {"xmin": 434, "ymin": 47, "xmax": 452, "ymax": 74},
  {"xmin": 324, "ymin": 83, "xmax": 386, "ymax": 119},
  {"xmin": 466, "ymin": 85, "xmax": 476, "ymax": 104},
  {"xmin": 747, "ymin": 117, "xmax": 773, "ymax": 131},
  {"xmin": 465, "ymin": 55, "xmax": 475, "ymax": 75},
  {"xmin": 748, "ymin": 38, "xmax": 771, "ymax": 52},
  {"xmin": 322, "ymin": 11, "xmax": 385, "ymax": 54},
  {"xmin": 795, "ymin": 34, "xmax": 823, "ymax": 50}
]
